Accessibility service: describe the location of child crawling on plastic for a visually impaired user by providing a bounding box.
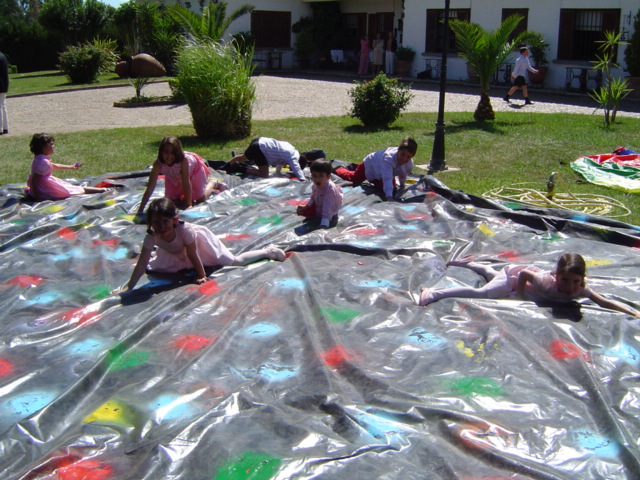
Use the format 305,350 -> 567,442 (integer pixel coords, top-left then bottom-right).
418,252 -> 640,318
120,197 -> 286,291
296,159 -> 343,228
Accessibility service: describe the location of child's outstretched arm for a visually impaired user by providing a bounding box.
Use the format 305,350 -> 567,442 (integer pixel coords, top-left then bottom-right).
185,241 -> 207,284
180,159 -> 193,208
117,246 -> 153,292
137,162 -> 161,214
588,291 -> 640,318
515,269 -> 535,298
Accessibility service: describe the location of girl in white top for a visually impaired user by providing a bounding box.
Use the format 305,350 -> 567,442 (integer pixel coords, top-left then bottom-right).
418,253 -> 640,318
228,137 -> 307,181
121,198 -> 286,291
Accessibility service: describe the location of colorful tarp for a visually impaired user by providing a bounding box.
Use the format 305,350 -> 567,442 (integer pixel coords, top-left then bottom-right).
0,170 -> 639,480
571,152 -> 640,193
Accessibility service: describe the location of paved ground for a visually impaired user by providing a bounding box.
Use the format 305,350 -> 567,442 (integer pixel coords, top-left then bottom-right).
5,72 -> 640,136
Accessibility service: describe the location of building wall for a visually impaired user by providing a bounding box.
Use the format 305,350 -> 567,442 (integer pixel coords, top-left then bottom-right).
402,0 -> 638,89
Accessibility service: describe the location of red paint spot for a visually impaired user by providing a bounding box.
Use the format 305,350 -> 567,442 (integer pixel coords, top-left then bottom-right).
57,459 -> 113,480
194,280 -> 220,296
219,233 -> 251,241
94,181 -> 115,188
62,306 -> 100,326
322,345 -> 353,367
92,238 -> 119,248
285,199 -> 307,206
285,251 -> 296,260
5,275 -> 44,287
24,454 -> 80,480
172,335 -> 215,353
354,228 -> 383,236
496,250 -> 519,262
57,227 -> 77,240
0,358 -> 14,377
550,340 -> 589,360
404,213 -> 432,220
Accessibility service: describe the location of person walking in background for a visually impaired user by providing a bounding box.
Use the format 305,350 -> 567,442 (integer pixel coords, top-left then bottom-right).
384,31 -> 397,75
0,50 -> 9,135
372,33 -> 384,74
503,46 -> 538,105
357,35 -> 370,75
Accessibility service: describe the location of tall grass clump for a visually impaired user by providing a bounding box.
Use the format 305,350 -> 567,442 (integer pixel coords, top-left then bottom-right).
175,41 -> 255,139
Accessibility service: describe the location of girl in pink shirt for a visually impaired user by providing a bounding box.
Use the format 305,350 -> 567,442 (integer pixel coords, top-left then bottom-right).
297,160 -> 343,228
120,198 -> 286,291
137,136 -> 225,213
418,253 -> 640,318
25,133 -> 110,201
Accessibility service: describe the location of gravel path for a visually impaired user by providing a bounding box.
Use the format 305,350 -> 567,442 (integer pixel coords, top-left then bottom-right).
6,74 -> 640,135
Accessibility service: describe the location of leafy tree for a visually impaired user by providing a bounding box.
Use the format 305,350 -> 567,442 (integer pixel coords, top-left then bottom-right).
39,0 -> 114,47
449,15 -> 538,121
165,1 -> 254,43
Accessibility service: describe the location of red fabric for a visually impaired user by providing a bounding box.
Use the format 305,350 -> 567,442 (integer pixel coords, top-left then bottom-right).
587,154 -> 640,168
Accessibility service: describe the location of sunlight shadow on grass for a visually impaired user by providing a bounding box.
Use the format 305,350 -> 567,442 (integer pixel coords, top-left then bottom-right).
439,119 -> 534,135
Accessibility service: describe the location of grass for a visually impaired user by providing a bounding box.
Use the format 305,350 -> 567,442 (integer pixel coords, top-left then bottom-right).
2,110 -> 639,226
8,70 -> 167,96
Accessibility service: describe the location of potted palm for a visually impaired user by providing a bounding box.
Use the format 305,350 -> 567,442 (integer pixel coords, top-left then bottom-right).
395,46 -> 416,76
624,9 -> 640,98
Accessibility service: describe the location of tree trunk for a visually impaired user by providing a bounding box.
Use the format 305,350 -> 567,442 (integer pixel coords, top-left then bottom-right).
473,93 -> 495,121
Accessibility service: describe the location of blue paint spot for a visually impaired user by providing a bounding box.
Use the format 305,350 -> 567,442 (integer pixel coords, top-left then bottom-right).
348,408 -> 410,447
244,322 -> 281,338
571,214 -> 589,223
574,431 -> 619,458
181,210 -> 212,219
274,278 -> 306,290
3,390 -> 57,420
358,279 -> 400,288
265,187 -> 284,196
602,343 -> 639,365
24,291 -> 64,306
342,205 -> 366,215
68,338 -> 108,356
256,364 -> 297,381
352,240 -> 378,248
106,247 -> 129,260
397,224 -> 419,230
408,328 -> 447,349
256,225 -> 275,234
140,279 -> 174,289
150,393 -> 198,422
399,205 -> 417,211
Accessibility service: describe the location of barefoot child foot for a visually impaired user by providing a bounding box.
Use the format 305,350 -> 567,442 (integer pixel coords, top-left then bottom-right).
418,287 -> 433,306
446,256 -> 476,267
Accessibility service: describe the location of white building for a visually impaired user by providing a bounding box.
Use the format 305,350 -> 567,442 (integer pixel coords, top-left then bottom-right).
163,0 -> 638,90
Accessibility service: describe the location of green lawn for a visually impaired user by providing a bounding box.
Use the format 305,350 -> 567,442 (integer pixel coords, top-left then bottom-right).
2,109 -> 639,226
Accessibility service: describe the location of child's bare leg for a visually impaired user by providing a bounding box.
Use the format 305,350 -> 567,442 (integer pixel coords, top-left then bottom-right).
231,245 -> 286,265
447,256 -> 499,282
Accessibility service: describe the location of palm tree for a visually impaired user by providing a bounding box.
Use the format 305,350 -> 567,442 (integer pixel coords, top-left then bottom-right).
165,1 -> 254,43
449,14 -> 537,121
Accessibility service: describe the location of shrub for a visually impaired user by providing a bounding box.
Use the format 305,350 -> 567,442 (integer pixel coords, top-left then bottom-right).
349,73 -> 413,129
58,42 -> 110,84
175,40 -> 255,139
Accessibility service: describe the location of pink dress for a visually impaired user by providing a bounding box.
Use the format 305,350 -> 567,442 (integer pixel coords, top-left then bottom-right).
358,38 -> 370,75
26,154 -> 85,201
144,222 -> 236,272
160,152 -> 210,202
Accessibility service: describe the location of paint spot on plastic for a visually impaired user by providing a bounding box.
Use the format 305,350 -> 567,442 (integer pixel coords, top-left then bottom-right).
181,210 -> 213,219
253,364 -> 297,381
322,345 -> 353,367
41,205 -> 66,214
584,258 -> 613,267
358,279 -> 399,288
602,343 -> 639,365
274,278 -> 306,290
5,275 -> 44,287
172,334 -> 214,353
4,390 -> 57,419
477,224 -> 495,237
109,350 -> 150,371
244,322 -> 282,337
408,328 -> 447,349
219,233 -> 251,241
24,290 -> 64,306
92,238 -> 120,248
84,399 -> 137,427
68,338 -> 107,356
150,393 -> 199,422
236,198 -> 260,207
354,227 -> 383,236
57,459 -> 113,480
265,187 -> 284,196
214,451 -> 282,480
256,215 -> 282,226
550,339 -> 589,360
342,205 -> 366,215
0,358 -> 15,377
574,430 -> 619,458
192,280 -> 221,296
285,199 -> 306,206
450,377 -> 503,397
57,227 -> 77,239
62,305 -> 101,326
320,307 -> 360,324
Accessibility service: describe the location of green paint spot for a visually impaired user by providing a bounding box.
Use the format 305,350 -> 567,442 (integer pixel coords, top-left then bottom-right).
236,198 -> 260,207
320,307 -> 360,324
432,240 -> 455,249
214,451 -> 281,480
256,215 -> 282,226
10,220 -> 27,225
80,284 -> 111,300
503,202 -> 521,209
108,350 -> 150,371
541,233 -> 562,241
449,377 -> 503,397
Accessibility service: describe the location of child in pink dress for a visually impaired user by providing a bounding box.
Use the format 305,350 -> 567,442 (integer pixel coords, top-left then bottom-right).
137,136 -> 224,213
417,253 -> 640,318
121,198 -> 286,291
297,159 -> 343,228
25,133 -> 110,201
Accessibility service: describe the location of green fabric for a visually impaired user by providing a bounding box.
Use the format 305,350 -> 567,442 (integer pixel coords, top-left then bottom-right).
571,157 -> 640,193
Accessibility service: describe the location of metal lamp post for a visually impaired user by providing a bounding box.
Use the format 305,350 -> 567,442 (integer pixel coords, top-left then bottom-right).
428,0 -> 450,173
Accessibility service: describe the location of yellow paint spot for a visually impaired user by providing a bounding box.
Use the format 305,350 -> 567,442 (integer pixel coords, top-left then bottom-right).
456,340 -> 475,358
84,399 -> 136,426
585,258 -> 613,267
121,214 -> 137,223
477,224 -> 495,237
42,205 -> 66,214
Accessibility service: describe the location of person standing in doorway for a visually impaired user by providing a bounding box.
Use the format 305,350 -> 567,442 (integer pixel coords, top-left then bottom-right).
357,35 -> 370,75
384,31 -> 397,75
372,33 -> 384,74
503,46 -> 538,105
0,51 -> 9,135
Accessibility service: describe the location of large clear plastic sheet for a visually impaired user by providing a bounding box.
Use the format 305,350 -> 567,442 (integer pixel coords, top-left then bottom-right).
0,170 -> 639,480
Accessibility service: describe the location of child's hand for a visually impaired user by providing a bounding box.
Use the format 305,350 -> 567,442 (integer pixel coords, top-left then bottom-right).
75,162 -> 83,169
296,205 -> 304,215
112,286 -> 129,295
195,277 -> 208,285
